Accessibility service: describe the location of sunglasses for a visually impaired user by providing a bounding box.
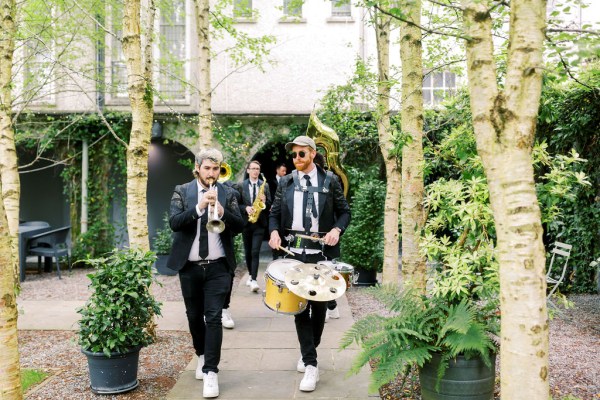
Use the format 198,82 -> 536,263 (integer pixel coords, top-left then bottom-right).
290,151 -> 308,159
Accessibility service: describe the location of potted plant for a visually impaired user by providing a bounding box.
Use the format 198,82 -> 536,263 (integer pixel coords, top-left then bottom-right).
340,179 -> 386,286
77,248 -> 162,394
152,212 -> 176,276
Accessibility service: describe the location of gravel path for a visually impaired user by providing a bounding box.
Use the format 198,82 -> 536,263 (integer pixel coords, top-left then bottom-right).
18,267 -> 600,399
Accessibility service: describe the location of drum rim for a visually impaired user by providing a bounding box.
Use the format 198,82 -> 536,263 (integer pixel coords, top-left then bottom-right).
265,258 -> 302,281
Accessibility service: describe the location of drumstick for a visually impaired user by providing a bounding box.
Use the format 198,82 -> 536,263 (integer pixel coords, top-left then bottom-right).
295,233 -> 326,243
278,246 -> 295,256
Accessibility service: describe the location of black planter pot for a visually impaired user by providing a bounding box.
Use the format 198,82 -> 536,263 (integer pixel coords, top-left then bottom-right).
354,267 -> 378,287
419,353 -> 496,400
82,346 -> 142,394
153,254 -> 177,276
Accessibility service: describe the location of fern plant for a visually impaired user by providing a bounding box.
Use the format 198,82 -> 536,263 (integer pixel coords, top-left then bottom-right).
341,286 -> 496,392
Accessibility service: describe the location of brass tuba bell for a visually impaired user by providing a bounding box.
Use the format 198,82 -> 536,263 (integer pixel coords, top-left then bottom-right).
218,162 -> 232,183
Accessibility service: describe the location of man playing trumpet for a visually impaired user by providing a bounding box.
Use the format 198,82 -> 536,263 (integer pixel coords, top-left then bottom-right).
268,136 -> 351,392
167,148 -> 244,398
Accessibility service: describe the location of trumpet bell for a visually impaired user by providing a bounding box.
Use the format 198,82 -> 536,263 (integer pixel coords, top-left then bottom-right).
207,219 -> 225,234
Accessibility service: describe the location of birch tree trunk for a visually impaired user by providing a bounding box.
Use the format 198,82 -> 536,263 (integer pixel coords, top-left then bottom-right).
399,0 -> 426,291
0,2 -> 21,395
0,0 -> 20,238
0,178 -> 21,399
375,12 -> 401,285
123,0 -> 155,250
461,0 -> 548,397
195,0 -> 213,148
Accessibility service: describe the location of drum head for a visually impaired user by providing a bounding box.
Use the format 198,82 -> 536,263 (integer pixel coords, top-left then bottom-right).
284,263 -> 346,302
265,259 -> 302,282
317,260 -> 355,273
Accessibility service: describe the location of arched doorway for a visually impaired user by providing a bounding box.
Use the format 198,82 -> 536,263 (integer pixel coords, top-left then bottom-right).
147,139 -> 195,243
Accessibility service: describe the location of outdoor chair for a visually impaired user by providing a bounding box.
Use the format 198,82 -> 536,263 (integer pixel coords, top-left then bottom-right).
546,241 -> 572,308
26,225 -> 71,279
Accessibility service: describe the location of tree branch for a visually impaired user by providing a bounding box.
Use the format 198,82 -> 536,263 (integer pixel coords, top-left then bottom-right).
424,0 -> 464,11
546,28 -> 600,36
545,35 -> 595,91
374,4 -> 471,40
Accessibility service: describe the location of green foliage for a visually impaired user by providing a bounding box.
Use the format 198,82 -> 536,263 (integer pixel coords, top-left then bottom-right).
77,248 -> 162,356
341,286 -> 496,392
340,179 -> 386,271
152,213 -> 173,255
21,369 -> 48,393
537,64 -> 600,292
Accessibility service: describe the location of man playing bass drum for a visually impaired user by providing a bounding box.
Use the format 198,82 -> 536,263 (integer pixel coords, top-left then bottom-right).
268,135 -> 351,393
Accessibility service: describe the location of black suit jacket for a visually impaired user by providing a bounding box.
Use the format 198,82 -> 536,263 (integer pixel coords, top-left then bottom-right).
239,178 -> 272,228
269,166 -> 351,259
167,179 -> 244,274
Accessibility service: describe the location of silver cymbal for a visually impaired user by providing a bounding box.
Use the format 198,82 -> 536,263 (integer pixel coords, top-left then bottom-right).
317,260 -> 355,270
284,263 -> 347,301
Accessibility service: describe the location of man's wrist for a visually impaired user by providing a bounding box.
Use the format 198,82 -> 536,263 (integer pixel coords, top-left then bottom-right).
333,227 -> 342,233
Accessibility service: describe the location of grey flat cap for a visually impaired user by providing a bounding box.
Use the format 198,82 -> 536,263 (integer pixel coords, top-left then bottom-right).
285,136 -> 316,152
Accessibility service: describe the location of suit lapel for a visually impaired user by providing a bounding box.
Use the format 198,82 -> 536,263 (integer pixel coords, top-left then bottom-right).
243,179 -> 251,205
187,179 -> 198,210
285,176 -> 295,222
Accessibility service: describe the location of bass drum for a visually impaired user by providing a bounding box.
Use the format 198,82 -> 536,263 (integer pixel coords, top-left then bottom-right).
263,259 -> 307,315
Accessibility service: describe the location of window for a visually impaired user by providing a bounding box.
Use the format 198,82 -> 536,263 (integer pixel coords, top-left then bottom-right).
110,5 -> 127,98
283,0 -> 302,17
234,0 -> 253,18
331,0 -> 351,17
422,71 -> 457,106
23,39 -> 55,104
158,0 -> 187,101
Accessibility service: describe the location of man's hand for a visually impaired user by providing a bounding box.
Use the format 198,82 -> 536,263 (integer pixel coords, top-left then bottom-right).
323,228 -> 341,246
269,231 -> 281,250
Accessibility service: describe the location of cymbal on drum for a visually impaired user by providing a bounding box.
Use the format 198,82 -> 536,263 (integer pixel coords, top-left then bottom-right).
284,263 -> 347,302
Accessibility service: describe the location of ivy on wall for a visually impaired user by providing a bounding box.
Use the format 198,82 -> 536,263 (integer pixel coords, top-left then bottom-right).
16,112 -> 130,262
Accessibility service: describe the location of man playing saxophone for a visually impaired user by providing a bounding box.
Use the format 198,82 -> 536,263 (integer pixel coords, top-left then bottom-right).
239,160 -> 272,292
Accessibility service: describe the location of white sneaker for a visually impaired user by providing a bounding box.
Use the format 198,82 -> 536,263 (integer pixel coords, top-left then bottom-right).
327,307 -> 340,319
245,277 -> 251,286
299,365 -> 319,392
297,357 -> 305,372
203,371 -> 219,398
222,308 -> 235,329
195,355 -> 204,380
250,280 -> 260,293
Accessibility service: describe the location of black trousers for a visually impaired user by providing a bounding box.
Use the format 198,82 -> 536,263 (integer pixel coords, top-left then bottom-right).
289,251 -> 335,367
178,259 -> 230,374
242,224 -> 264,281
223,273 -> 234,310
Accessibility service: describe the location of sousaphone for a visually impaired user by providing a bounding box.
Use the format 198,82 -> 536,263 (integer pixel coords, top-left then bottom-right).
306,111 -> 350,198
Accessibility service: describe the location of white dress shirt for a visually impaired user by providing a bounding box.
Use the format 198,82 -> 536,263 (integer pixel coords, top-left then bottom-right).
188,181 -> 226,261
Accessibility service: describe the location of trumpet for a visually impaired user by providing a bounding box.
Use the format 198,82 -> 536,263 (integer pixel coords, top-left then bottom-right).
206,180 -> 225,233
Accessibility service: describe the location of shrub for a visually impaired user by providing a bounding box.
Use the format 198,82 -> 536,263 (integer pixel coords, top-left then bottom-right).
77,248 -> 162,356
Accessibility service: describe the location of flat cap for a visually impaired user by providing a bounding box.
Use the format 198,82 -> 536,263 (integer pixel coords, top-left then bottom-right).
285,135 -> 316,152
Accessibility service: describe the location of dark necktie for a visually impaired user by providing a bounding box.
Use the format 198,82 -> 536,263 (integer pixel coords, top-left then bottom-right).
302,175 -> 315,232
252,183 -> 257,204
199,190 -> 209,259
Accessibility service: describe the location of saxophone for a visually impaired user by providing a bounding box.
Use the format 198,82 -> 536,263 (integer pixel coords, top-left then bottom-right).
248,174 -> 267,224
